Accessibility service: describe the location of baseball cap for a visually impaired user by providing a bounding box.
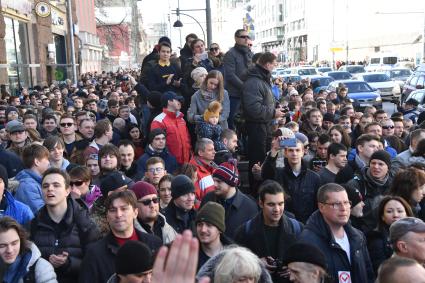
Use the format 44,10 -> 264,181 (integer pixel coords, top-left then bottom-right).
389,217 -> 425,244
6,120 -> 25,133
161,91 -> 184,108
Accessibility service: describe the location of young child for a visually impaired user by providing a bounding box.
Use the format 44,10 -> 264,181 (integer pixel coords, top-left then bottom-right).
197,101 -> 225,151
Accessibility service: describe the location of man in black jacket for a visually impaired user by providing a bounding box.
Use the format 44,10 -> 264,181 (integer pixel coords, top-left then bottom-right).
200,161 -> 258,239
235,180 -> 303,283
79,190 -> 162,283
31,168 -> 101,283
241,52 -> 284,191
299,183 -> 374,283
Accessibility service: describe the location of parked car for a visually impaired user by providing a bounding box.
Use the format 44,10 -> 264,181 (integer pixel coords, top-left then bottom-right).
403,89 -> 425,106
324,71 -> 352,81
338,65 -> 366,74
316,67 -> 333,74
280,74 -> 302,83
385,68 -> 412,90
401,70 -> 425,103
272,68 -> 287,79
310,75 -> 334,87
287,67 -> 318,78
353,72 -> 400,98
326,80 -> 382,110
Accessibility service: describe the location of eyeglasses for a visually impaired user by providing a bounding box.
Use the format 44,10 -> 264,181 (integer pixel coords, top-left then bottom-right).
147,167 -> 164,174
70,180 -> 84,187
210,47 -> 219,52
237,35 -> 250,39
60,123 -> 74,127
321,201 -> 352,209
382,125 -> 395,130
138,197 -> 159,206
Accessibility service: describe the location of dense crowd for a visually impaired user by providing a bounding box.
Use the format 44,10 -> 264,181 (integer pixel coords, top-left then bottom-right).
0,29 -> 424,283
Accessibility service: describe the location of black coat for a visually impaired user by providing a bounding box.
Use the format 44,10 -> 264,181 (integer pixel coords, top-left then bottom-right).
163,201 -> 197,234
0,146 -> 23,178
79,229 -> 162,283
234,212 -> 302,283
299,211 -> 375,283
200,189 -> 258,239
30,198 -> 101,283
366,228 -> 393,273
223,44 -> 253,98
262,157 -> 321,223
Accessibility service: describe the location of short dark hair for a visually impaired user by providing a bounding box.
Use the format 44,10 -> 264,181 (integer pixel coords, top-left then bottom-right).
185,33 -> 198,42
0,217 -> 29,256
374,109 -> 387,118
355,134 -> 380,148
158,42 -> 172,52
118,139 -> 135,151
159,174 -> 174,188
317,183 -> 346,204
234,29 -> 246,37
22,144 -> 49,169
258,52 -> 276,66
259,180 -> 285,202
220,128 -> 236,141
94,119 -> 112,139
69,165 -> 92,182
98,143 -> 120,169
41,114 -> 57,124
318,133 -> 331,145
105,190 -> 137,211
42,167 -> 70,188
327,143 -> 347,159
306,108 -> 322,120
43,135 -> 65,151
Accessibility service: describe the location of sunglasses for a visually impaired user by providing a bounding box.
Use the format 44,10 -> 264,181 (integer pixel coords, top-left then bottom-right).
60,122 -> 74,127
210,47 -> 219,52
237,35 -> 250,39
138,197 -> 159,206
382,125 -> 395,129
70,180 -> 84,187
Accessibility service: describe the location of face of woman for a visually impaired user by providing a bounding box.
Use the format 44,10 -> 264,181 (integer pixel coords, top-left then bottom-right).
412,184 -> 425,203
330,129 -> 342,144
382,200 -> 407,226
129,128 -> 140,140
86,159 -> 100,176
159,180 -> 172,205
207,78 -> 219,92
0,229 -> 21,264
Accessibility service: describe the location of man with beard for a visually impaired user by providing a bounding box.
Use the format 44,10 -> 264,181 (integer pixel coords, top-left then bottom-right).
196,202 -> 233,271
318,143 -> 348,185
131,181 -> 176,244
214,129 -> 239,165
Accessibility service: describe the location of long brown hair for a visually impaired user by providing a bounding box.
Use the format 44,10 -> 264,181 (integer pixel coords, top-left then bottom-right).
201,70 -> 225,103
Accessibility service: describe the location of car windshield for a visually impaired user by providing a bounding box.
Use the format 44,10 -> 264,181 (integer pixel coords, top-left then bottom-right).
347,66 -> 365,73
383,57 -> 398,64
297,68 -> 317,75
389,70 -> 411,78
363,74 -> 390,82
329,72 -> 351,80
345,82 -> 374,93
312,77 -> 333,86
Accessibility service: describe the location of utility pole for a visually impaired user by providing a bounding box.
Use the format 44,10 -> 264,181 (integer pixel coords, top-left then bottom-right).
66,0 -> 77,84
206,0 -> 212,47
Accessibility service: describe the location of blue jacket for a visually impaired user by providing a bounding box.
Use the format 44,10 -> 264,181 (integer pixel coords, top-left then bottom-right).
347,146 -> 397,161
14,169 -> 44,214
299,211 -> 375,283
3,191 -> 34,226
136,145 -> 178,176
0,146 -> 24,178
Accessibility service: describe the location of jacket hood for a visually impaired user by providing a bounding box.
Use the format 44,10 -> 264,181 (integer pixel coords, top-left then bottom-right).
15,169 -> 42,183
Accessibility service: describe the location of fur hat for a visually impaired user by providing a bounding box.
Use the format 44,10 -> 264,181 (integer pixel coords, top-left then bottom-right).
204,101 -> 222,122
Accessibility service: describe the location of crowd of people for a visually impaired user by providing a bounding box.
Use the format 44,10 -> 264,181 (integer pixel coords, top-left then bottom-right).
0,28 -> 424,283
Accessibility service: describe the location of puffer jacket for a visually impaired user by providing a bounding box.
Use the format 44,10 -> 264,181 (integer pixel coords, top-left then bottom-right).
189,156 -> 217,203
241,64 -> 276,123
136,144 -> 178,176
299,211 -> 375,283
3,190 -> 34,226
262,156 -> 321,223
30,198 -> 101,283
223,44 -> 253,98
15,169 -> 43,214
151,109 -> 192,164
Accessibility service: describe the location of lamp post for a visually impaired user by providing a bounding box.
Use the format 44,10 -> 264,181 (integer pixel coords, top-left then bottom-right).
66,0 -> 77,84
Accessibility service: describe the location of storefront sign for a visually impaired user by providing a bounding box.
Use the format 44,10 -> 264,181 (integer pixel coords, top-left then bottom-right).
1,0 -> 32,15
51,9 -> 65,27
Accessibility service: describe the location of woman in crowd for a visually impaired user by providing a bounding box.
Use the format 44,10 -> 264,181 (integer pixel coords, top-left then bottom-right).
158,174 -> 173,211
49,98 -> 63,113
328,124 -> 351,149
128,124 -> 144,160
0,217 -> 57,283
208,43 -> 224,73
85,153 -> 100,184
43,136 -> 71,171
367,196 -> 414,272
187,70 -> 230,129
68,165 -> 102,211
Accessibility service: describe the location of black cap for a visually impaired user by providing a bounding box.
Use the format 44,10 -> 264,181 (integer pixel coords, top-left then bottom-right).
345,186 -> 363,207
158,36 -> 171,45
171,175 -> 195,199
100,171 -> 132,195
323,113 -> 335,123
115,241 -> 153,275
283,243 -> 327,270
370,150 -> 391,168
161,91 -> 184,108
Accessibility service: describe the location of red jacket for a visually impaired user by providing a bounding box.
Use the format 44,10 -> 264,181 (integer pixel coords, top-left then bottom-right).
189,156 -> 217,204
151,109 -> 192,164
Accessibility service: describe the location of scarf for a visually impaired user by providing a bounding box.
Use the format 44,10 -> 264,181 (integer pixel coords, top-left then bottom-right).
201,89 -> 216,101
365,168 -> 389,187
234,44 -> 253,67
4,251 -> 32,283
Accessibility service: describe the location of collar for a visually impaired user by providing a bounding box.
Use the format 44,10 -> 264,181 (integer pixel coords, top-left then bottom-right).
163,108 -> 183,118
158,60 -> 170,67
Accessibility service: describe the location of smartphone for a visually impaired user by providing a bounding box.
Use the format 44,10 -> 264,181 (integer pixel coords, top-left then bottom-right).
279,138 -> 297,148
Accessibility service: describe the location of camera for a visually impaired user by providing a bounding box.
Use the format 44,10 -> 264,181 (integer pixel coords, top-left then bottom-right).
279,138 -> 297,148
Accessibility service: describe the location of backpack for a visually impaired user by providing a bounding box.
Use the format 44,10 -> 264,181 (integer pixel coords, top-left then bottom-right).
23,258 -> 38,283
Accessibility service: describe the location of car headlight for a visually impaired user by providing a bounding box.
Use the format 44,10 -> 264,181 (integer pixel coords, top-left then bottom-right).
375,96 -> 382,102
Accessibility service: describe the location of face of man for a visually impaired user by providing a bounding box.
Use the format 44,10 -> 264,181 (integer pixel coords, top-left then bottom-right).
260,193 -> 284,226
196,221 -> 221,246
118,272 -> 152,283
358,140 -> 379,160
74,98 -> 83,109
264,60 -> 277,73
159,45 -> 171,62
318,191 -> 350,227
173,192 -> 195,211
375,112 -> 388,122
42,173 -> 70,207
145,163 -> 166,186
0,229 -> 20,264
382,120 -> 395,136
59,118 -> 75,136
303,93 -> 314,103
285,143 -> 304,166
369,159 -> 388,180
398,232 -> 425,264
100,154 -> 118,171
198,143 -> 216,162
359,117 -> 373,130
213,178 -> 232,199
23,118 -> 37,130
235,31 -> 250,47
110,104 -> 119,116
288,262 -> 319,283
317,142 -> 330,159
119,108 -> 130,120
43,119 -> 57,132
79,120 -> 95,139
223,134 -> 238,152
339,118 -> 351,130
107,198 -> 138,236
9,130 -> 27,145
151,134 -> 166,150
119,145 -> 135,168
394,121 -> 404,138
331,150 -> 348,169
136,193 -> 159,224
308,111 -> 322,127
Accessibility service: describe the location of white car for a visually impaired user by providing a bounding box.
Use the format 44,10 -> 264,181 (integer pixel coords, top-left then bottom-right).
353,72 -> 401,98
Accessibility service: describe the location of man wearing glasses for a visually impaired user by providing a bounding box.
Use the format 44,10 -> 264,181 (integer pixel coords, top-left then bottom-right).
131,181 -> 176,244
144,157 -> 167,189
223,29 -> 253,129
300,183 -> 374,283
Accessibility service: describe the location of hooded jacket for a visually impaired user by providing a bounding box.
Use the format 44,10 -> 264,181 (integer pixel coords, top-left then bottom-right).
15,169 -> 43,214
136,144 -> 178,176
135,212 -> 177,244
299,211 -> 374,283
3,190 -> 34,226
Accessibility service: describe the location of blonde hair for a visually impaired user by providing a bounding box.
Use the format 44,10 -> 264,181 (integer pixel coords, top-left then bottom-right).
214,247 -> 262,283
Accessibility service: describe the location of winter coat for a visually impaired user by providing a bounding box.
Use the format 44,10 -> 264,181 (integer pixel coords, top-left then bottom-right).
196,121 -> 225,151
30,198 -> 101,283
189,156 -> 217,203
136,212 -> 177,244
3,242 -> 57,283
366,227 -> 392,273
201,189 -> 258,239
151,109 -> 192,164
0,146 -> 24,178
223,44 -> 253,98
3,190 -> 34,226
79,230 -> 162,283
262,156 -> 321,223
299,211 -> 375,283
241,65 -> 276,123
136,144 -> 178,176
390,148 -> 413,174
163,201 -> 197,234
187,89 -> 230,128
15,169 -> 44,214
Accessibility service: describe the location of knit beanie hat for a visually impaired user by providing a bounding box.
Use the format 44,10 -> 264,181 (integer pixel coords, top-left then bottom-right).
0,164 -> 8,189
196,202 -> 225,233
158,36 -> 171,45
148,128 -> 166,144
171,175 -> 195,199
190,67 -> 208,82
203,101 -> 222,122
115,240 -> 153,275
283,243 -> 327,270
370,150 -> 391,168
131,181 -> 158,200
213,161 -> 239,187
5,106 -> 18,118
345,186 -> 363,207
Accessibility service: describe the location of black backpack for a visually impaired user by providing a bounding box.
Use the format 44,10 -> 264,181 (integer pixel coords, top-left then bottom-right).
23,258 -> 38,283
